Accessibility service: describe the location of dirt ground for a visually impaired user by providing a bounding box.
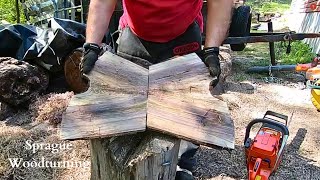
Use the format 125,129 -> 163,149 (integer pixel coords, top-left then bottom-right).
194,53 -> 320,179
0,45 -> 319,180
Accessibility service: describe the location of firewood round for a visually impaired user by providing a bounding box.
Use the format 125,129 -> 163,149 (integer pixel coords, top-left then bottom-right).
64,48 -> 89,94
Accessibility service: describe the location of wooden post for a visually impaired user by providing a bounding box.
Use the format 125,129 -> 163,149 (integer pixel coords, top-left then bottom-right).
90,133 -> 180,180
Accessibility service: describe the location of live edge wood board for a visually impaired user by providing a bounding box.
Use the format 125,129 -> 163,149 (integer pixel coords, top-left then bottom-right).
61,52 -> 234,149
148,53 -> 234,149
61,52 -> 148,140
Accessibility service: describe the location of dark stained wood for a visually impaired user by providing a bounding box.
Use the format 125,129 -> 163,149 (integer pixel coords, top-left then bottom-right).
61,52 -> 148,140
147,53 -> 234,149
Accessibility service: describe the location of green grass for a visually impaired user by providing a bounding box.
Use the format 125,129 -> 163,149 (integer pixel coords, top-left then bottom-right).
236,43 -> 270,63
236,41 -> 315,66
231,43 -> 271,82
232,72 -> 249,82
276,41 -> 316,64
230,41 -> 315,82
246,0 -> 291,14
259,2 -> 290,14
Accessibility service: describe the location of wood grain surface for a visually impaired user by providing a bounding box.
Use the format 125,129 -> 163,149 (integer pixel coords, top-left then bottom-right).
147,53 -> 234,149
61,52 -> 234,149
61,52 -> 148,140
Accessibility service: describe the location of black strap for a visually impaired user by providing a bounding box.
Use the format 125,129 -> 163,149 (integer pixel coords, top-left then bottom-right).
83,43 -> 101,54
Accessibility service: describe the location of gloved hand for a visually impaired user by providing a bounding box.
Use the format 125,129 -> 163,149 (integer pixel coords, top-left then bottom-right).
80,43 -> 101,74
200,47 -> 221,87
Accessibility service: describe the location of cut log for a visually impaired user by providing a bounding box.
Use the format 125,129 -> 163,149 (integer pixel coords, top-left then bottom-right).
90,132 -> 180,180
61,52 -> 149,140
64,48 -> 89,94
0,57 -> 49,106
147,53 -> 234,149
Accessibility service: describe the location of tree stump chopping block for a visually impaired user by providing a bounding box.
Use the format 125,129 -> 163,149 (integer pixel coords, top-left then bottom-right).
90,133 -> 180,180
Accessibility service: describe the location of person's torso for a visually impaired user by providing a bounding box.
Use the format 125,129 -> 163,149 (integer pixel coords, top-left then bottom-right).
119,0 -> 203,43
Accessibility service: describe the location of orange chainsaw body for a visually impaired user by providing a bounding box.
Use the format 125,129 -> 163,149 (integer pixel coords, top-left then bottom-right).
246,127 -> 282,180
244,111 -> 289,180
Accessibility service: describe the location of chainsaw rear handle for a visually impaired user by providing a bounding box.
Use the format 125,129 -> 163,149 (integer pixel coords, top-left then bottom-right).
244,119 -> 289,145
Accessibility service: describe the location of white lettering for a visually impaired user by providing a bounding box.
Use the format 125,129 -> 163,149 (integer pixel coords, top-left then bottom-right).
22,161 -> 30,167
30,161 -> 37,168
25,141 -> 74,154
51,143 -> 59,153
32,143 -> 40,153
38,157 -> 45,168
25,140 -> 32,151
8,158 -> 22,167
66,143 -> 73,150
9,157 -> 91,169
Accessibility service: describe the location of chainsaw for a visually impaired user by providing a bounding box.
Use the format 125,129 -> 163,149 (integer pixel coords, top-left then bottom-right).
244,111 -> 289,180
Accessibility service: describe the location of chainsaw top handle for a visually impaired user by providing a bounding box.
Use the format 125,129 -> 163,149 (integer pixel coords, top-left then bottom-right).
244,119 -> 289,145
263,110 -> 288,126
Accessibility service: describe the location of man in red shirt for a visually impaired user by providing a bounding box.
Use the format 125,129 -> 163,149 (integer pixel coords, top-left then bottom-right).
82,0 -> 233,179
82,0 -> 233,85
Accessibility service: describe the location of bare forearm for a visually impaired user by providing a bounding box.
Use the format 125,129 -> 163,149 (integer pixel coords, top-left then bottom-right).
86,0 -> 117,45
205,0 -> 233,48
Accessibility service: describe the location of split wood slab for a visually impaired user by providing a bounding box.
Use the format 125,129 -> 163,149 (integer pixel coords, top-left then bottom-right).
61,52 -> 234,149
148,53 -> 234,149
61,52 -> 148,140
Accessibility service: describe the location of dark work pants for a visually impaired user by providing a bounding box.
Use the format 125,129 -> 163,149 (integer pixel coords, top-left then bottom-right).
117,22 -> 202,68
116,22 -> 201,172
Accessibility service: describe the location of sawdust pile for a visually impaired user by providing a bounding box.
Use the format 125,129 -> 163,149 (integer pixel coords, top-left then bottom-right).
0,121 -> 90,180
0,91 -> 92,180
31,92 -> 74,125
0,125 -> 52,179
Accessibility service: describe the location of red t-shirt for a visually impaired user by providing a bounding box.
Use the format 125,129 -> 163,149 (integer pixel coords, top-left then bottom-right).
119,0 -> 203,43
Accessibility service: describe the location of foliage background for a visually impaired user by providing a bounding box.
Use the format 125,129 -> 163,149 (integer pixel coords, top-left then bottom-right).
246,0 -> 291,14
0,0 -> 25,23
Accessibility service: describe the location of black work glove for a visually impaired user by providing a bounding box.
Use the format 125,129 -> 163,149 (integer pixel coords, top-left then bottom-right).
80,43 -> 101,74
200,47 -> 221,87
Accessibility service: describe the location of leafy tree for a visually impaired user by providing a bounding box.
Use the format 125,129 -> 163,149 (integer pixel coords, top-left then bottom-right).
0,0 -> 25,23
